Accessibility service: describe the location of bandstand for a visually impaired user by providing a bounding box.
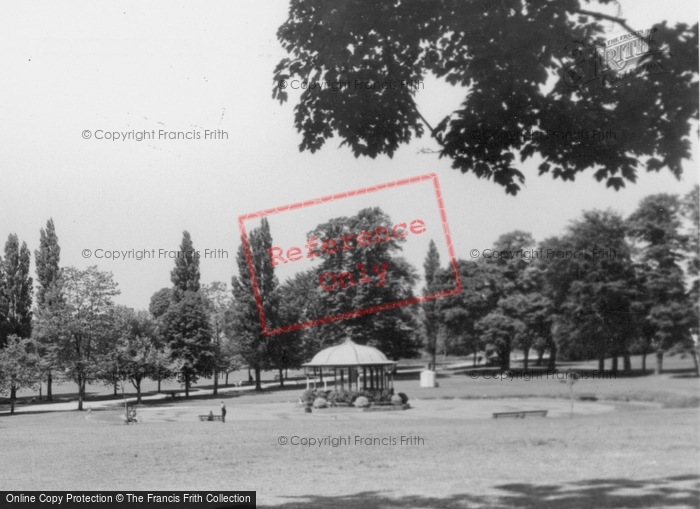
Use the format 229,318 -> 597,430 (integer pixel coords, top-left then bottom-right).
302,338 -> 397,392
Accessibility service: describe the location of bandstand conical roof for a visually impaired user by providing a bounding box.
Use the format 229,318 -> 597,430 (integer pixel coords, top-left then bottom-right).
303,338 -> 397,367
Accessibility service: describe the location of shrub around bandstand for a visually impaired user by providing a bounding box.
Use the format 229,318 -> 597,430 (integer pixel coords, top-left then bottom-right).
300,388 -> 403,409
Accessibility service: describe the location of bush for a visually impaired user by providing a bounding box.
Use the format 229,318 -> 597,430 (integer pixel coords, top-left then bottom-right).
354,396 -> 370,408
398,392 -> 409,404
313,397 -> 328,408
328,390 -> 354,406
299,390 -> 315,407
391,395 -> 403,406
300,389 -> 332,406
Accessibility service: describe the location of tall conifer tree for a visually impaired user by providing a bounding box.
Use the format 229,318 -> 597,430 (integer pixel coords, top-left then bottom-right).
34,219 -> 61,399
1,234 -> 33,344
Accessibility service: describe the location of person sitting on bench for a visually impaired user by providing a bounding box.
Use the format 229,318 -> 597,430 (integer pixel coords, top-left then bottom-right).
208,411 -> 214,421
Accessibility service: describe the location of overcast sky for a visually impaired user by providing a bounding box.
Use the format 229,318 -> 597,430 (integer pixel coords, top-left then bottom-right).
0,1 -> 697,310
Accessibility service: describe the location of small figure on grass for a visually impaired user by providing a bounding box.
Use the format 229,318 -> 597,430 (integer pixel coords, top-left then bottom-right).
124,407 -> 141,424
221,401 -> 227,423
559,371 -> 580,418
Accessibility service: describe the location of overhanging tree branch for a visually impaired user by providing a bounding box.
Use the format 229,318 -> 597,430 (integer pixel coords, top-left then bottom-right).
575,9 -> 637,34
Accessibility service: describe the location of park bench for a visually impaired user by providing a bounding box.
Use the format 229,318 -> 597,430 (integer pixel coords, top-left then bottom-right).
577,393 -> 598,401
493,410 -> 548,419
199,415 -> 223,422
162,390 -> 182,400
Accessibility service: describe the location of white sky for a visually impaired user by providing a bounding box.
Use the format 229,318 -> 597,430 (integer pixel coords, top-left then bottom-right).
0,0 -> 697,310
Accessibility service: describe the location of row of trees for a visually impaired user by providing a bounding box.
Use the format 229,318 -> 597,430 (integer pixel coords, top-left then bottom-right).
1,186 -> 698,412
0,225 -> 240,413
422,187 -> 700,374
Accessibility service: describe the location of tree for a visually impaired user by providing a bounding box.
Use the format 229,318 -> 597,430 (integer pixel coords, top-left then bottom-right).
155,231 -> 214,396
228,219 -> 280,390
160,291 -> 213,397
34,218 -> 61,400
438,259 -> 504,366
40,266 -> 120,410
149,287 -> 173,319
303,207 -> 421,359
111,307 -> 161,403
267,302 -> 305,388
170,231 -> 200,295
543,210 -> 638,373
422,240 -> 442,370
0,335 -> 41,414
1,234 -> 33,344
682,185 -> 699,326
477,310 -> 525,371
201,282 -> 236,394
682,185 -> 700,376
628,193 -> 696,373
499,290 -> 552,370
273,1 -> 697,194
487,231 -> 553,369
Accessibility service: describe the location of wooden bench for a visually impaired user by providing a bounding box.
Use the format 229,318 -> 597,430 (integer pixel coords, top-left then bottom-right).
493,410 -> 548,419
199,415 -> 223,422
162,391 -> 182,400
577,393 -> 598,401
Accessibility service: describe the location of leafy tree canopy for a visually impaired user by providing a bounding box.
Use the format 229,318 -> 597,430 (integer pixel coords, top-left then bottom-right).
274,0 -> 698,194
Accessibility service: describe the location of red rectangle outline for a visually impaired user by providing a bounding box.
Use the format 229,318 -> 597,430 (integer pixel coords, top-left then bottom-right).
238,173 -> 463,336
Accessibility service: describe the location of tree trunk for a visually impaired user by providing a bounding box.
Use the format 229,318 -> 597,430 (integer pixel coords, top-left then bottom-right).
641,353 -> 647,371
213,369 -> 218,396
225,372 -> 229,386
47,372 -> 53,401
623,351 -> 632,373
114,379 -> 118,397
536,349 -> 545,367
254,367 -> 262,391
10,386 -> 16,415
547,342 -> 557,371
690,349 -> 699,377
500,346 -> 510,371
523,348 -> 529,371
248,368 -> 253,383
431,347 -> 437,372
656,351 -> 664,374
611,356 -> 618,374
599,356 -> 605,371
279,368 -> 284,388
157,377 -> 161,393
121,382 -> 128,425
136,379 -> 142,404
78,376 -> 85,411
185,376 -> 190,398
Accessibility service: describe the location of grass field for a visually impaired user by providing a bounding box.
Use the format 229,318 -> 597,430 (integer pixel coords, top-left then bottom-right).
1,354 -> 699,508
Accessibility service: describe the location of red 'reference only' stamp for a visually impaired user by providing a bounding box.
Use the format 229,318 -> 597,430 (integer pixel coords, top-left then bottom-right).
238,173 -> 462,335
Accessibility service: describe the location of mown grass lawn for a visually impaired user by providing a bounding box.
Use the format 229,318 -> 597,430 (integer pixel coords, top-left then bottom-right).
1,354 -> 698,508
